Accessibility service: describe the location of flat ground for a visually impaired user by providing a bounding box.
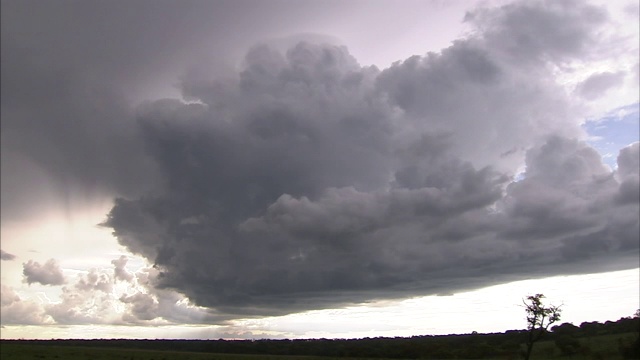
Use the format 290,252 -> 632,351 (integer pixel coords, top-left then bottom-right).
0,344 -> 353,360
1,332 -> 637,360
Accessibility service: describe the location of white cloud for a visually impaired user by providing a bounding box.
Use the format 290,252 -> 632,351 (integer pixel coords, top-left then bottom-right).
0,285 -> 52,325
111,255 -> 134,283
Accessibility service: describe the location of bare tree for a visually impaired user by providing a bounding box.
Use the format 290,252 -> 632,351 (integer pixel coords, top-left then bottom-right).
522,293 -> 562,360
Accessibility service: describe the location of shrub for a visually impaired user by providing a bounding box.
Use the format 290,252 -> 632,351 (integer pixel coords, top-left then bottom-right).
555,335 -> 581,356
618,336 -> 640,359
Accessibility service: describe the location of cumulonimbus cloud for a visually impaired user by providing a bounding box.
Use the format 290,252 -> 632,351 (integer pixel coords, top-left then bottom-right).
98,0 -> 639,320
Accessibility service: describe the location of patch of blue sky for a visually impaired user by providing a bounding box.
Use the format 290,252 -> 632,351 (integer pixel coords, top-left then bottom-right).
583,102 -> 639,169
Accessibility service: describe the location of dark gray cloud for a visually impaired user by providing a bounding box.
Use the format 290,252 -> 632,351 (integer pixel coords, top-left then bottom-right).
1,250 -> 16,261
98,1 -> 639,319
120,293 -> 159,322
500,137 -> 632,254
615,142 -> 640,205
3,0 -> 637,322
617,142 -> 640,179
375,39 -> 578,174
22,259 -> 66,286
1,1 -> 161,220
0,0 -> 360,221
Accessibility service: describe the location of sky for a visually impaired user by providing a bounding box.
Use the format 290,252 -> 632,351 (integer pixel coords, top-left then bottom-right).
1,0 -> 638,340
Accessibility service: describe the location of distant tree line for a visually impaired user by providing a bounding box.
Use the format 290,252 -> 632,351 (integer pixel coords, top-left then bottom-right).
2,314 -> 638,359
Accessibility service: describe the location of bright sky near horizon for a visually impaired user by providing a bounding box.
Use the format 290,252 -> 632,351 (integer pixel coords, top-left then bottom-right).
1,0 -> 639,340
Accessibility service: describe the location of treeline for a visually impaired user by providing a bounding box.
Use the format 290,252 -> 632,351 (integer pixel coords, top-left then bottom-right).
3,316 -> 638,359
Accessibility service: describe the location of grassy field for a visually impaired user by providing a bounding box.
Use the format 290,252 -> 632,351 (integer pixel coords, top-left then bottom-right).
1,332 -> 637,360
525,332 -> 638,360
0,343 -> 378,360
0,343 -> 382,360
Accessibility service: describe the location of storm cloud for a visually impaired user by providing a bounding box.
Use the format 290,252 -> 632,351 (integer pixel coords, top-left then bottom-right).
2,0 -> 638,323
99,1 -> 640,318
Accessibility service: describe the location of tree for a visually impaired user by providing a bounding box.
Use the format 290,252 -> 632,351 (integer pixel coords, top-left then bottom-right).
551,322 -> 579,336
522,293 -> 561,360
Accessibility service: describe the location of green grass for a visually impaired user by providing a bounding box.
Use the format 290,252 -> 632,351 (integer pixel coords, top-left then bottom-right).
1,332 -> 637,360
0,343 -> 385,360
525,332 -> 638,360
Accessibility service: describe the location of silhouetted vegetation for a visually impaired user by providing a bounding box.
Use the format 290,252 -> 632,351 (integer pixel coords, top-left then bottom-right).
1,314 -> 638,359
522,294 -> 561,360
